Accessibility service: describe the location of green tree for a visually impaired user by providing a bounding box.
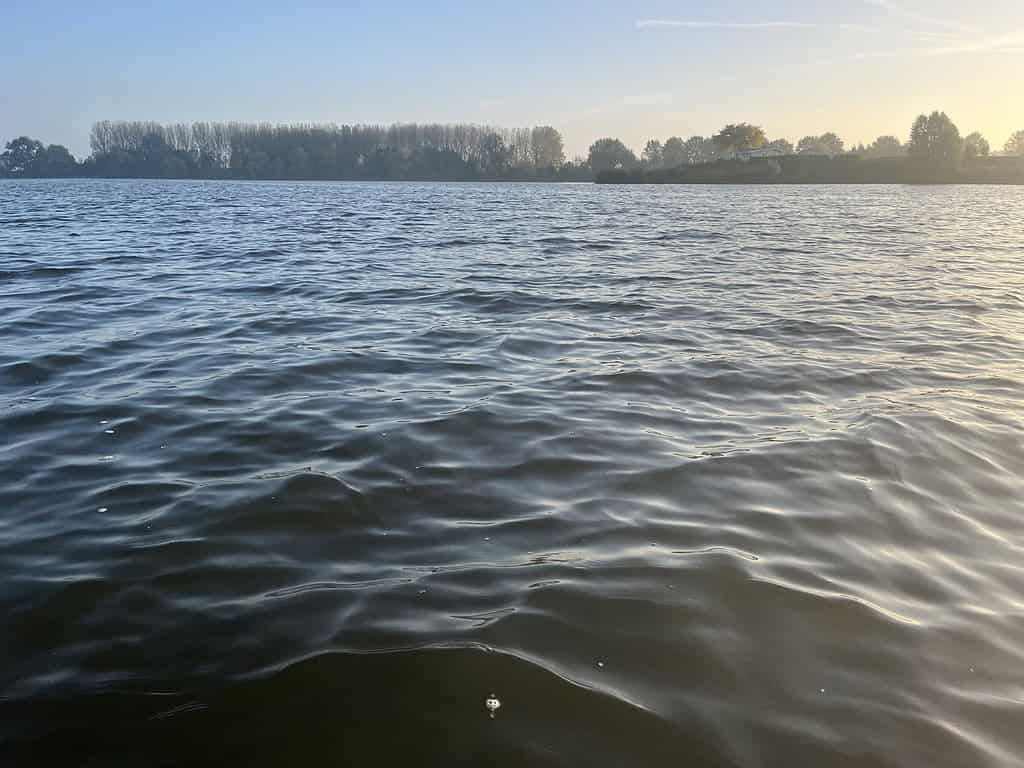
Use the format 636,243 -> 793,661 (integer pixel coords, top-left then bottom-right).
39,145 -> 77,176
587,138 -> 637,172
819,132 -> 844,156
662,136 -> 686,167
908,112 -> 962,169
712,123 -> 766,157
1004,130 -> 1024,156
797,133 -> 844,157
682,135 -> 715,164
479,132 -> 511,174
1,136 -> 45,174
530,126 -> 565,169
864,135 -> 904,158
962,132 -> 990,162
642,139 -> 663,169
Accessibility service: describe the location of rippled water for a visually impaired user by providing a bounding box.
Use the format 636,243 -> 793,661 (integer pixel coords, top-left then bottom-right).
2,179 -> 1023,766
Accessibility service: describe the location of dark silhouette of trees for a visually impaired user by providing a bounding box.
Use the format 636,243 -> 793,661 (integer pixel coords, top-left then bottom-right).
1004,130 -> 1024,156
599,113 -> 1024,184
661,137 -> 686,167
861,135 -> 904,158
0,137 -> 78,176
797,133 -> 844,156
660,135 -> 716,167
38,144 -> 77,176
685,136 -> 718,164
71,121 -> 584,180
3,112 -> 1020,183
478,132 -> 511,174
530,126 -> 565,170
647,135 -> 718,167
711,123 -> 767,157
642,140 -> 663,169
908,112 -> 962,169
587,138 -> 637,172
962,132 -> 990,161
1,137 -> 44,174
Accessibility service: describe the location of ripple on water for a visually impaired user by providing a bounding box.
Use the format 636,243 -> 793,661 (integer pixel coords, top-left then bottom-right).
0,180 -> 1023,767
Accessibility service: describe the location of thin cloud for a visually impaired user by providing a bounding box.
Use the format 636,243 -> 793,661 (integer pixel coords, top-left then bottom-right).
636,19 -> 869,32
636,20 -> 818,30
921,33 -> 1024,55
851,32 -> 1024,59
914,30 -> 963,40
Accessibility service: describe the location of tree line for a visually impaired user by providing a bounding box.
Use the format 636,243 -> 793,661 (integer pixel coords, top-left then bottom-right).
608,116 -> 1024,172
600,113 -> 1024,185
0,122 -> 581,181
3,115 -> 1024,180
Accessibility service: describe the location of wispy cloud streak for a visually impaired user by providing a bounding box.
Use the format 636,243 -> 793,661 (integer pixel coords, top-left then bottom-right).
636,20 -> 817,30
851,33 -> 1024,59
921,33 -> 1024,55
636,19 -> 869,32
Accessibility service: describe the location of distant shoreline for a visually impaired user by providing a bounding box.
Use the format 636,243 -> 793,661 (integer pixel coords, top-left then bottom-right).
598,155 -> 1024,185
4,174 -> 1022,186
6,116 -> 1023,184
0,175 -> 590,184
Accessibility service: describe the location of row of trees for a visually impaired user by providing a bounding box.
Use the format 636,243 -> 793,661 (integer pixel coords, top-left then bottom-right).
0,137 -> 79,177
4,118 -> 1024,179
602,120 -> 1024,172
2,122 -> 575,180
899,113 -> 1018,170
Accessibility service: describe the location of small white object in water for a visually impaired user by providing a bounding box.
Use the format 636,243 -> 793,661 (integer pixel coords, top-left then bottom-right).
597,661 -> 604,668
104,429 -> 116,435
820,688 -> 826,694
98,507 -> 108,513
485,694 -> 501,718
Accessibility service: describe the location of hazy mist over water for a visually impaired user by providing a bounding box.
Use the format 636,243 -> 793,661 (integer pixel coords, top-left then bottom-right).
1,179 -> 1024,766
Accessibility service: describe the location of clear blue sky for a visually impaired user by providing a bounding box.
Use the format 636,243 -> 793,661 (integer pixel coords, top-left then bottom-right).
5,0 -> 1022,158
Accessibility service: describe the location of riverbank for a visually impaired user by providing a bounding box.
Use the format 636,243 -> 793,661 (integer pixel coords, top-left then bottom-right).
597,155 -> 1024,184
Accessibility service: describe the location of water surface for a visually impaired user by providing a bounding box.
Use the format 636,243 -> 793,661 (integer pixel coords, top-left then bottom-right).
2,180 -> 1023,766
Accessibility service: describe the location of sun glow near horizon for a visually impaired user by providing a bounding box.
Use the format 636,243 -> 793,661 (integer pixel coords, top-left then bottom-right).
2,0 -> 1022,160
558,3 -> 1023,159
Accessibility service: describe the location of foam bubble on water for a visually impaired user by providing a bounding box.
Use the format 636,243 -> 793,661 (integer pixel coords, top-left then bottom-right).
485,694 -> 501,718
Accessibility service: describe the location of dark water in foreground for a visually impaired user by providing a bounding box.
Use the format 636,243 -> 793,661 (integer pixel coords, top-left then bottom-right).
1,180 -> 1023,767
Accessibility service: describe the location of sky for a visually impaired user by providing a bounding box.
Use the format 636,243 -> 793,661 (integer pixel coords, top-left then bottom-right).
5,0 -> 1023,159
